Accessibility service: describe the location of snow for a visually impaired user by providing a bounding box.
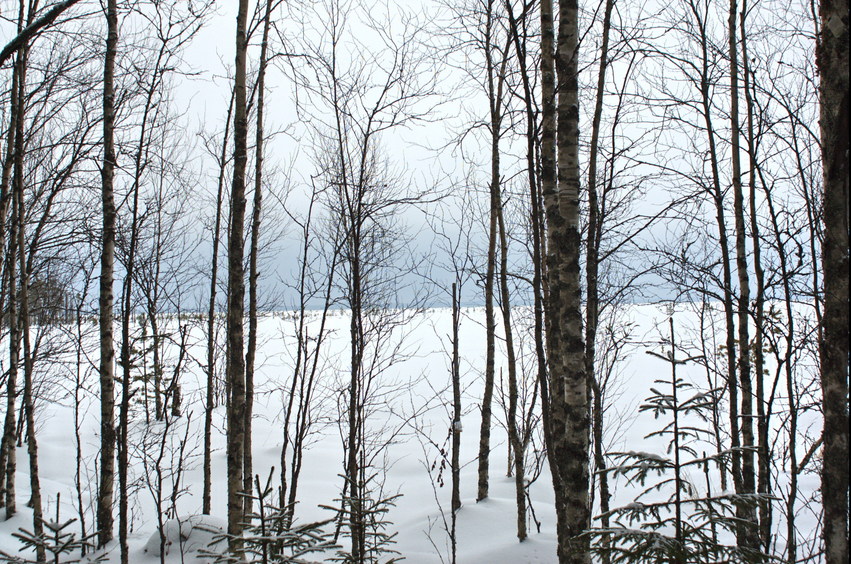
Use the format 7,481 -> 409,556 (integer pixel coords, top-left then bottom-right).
0,304 -> 823,562
142,515 -> 225,558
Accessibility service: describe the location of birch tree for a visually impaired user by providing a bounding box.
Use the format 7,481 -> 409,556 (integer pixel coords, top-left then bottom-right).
543,0 -> 590,560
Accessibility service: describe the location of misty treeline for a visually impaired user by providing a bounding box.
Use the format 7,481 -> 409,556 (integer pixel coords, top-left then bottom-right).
0,0 -> 846,563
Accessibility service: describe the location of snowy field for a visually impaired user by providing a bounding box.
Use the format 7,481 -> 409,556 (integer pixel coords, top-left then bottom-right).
0,304 -> 822,562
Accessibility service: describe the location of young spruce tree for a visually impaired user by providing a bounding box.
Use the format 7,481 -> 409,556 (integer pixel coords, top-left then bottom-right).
589,318 -> 765,564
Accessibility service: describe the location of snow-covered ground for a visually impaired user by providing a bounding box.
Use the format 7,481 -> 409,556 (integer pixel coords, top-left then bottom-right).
0,304 -> 822,562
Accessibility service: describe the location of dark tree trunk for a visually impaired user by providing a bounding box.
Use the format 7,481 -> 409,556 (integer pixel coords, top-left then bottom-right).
97,0 -> 118,548
226,0 -> 249,555
117,33 -> 164,558
741,6 -> 771,551
244,0 -> 273,520
585,1 -> 614,558
475,164 -> 497,502
764,182 -> 799,563
16,114 -> 45,560
203,91 -> 233,516
282,198 -> 338,524
450,282 -> 461,562
0,8 -> 23,515
3,186 -> 18,520
504,2 -> 551,477
539,0 -> 566,543
150,310 -> 162,421
346,237 -> 365,562
496,185 -> 527,541
476,1 -> 501,499
728,0 -> 758,549
690,0 -> 744,529
816,0 -> 849,561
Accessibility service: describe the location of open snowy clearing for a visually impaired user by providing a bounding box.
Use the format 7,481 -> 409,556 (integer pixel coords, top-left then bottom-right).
0,304 -> 822,562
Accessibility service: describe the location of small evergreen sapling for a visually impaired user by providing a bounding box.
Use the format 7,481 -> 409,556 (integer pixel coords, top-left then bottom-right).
322,471 -> 402,564
0,493 -> 102,563
588,317 -> 765,563
200,468 -> 336,563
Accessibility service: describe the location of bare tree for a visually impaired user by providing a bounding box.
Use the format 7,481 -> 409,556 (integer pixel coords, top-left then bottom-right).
225,0 -> 250,554
96,0 -> 118,548
0,0 -> 82,67
494,178 -> 529,541
544,0 -> 591,561
278,177 -> 341,523
284,2 -> 437,558
0,0 -> 26,519
244,0 -> 276,520
477,0 -> 512,505
583,0 -> 614,554
739,2 -> 771,549
12,20 -> 46,557
727,0 -> 758,548
201,89 -> 233,515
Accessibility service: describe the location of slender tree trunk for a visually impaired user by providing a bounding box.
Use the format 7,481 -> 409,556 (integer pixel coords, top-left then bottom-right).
547,0 -> 590,560
279,200 -> 322,519
16,127 -> 44,561
817,1 -> 849,561
117,191 -> 136,564
539,0 -> 567,541
476,1 -> 500,499
504,0 -> 551,481
146,217 -> 164,421
478,3 -> 511,503
691,0 -> 744,521
284,212 -> 337,523
244,0 -> 273,520
170,377 -> 181,418
3,18 -> 31,523
150,311 -> 162,420
728,1 -> 758,550
97,0 -> 118,548
741,6 -> 771,551
0,9 -> 23,515
586,1 -> 613,557
203,92 -> 234,516
226,0 -> 249,554
117,39 -> 160,558
3,179 -> 18,520
74,278 -> 92,556
346,245 -> 365,562
280,229 -> 312,515
497,199 -> 527,541
0,68 -> 16,359
450,282 -> 461,562
763,189 -> 799,563
590,377 -> 609,556
783,308 -> 798,564
669,319 -> 684,564
476,165 -> 497,502
167,326 -> 188,422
